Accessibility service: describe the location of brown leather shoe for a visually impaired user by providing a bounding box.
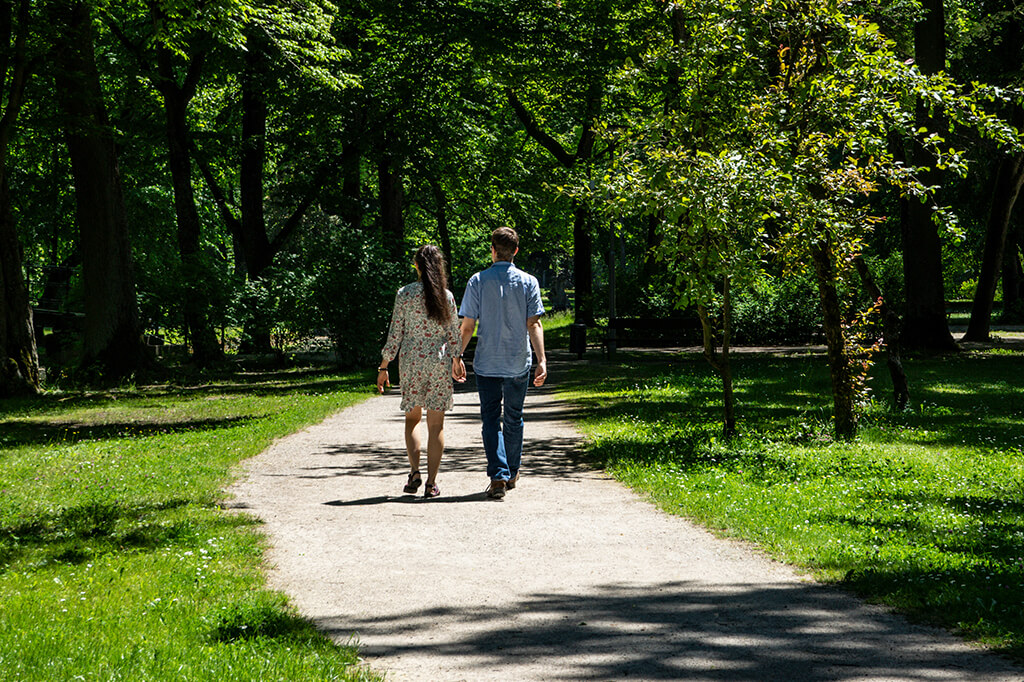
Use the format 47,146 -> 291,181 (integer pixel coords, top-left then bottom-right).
507,474 -> 519,490
486,479 -> 506,499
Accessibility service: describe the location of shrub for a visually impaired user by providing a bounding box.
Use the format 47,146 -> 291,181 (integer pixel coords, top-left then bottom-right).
287,220 -> 406,367
732,273 -> 822,344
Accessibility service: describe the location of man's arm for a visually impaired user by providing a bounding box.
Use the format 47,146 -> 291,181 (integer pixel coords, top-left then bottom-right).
527,315 -> 546,386
454,317 -> 476,382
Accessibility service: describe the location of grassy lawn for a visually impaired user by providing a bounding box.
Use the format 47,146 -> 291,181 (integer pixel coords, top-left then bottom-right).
557,347 -> 1024,659
0,368 -> 381,681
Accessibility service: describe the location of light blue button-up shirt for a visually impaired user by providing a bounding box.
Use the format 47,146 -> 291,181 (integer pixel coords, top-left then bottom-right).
459,261 -> 544,378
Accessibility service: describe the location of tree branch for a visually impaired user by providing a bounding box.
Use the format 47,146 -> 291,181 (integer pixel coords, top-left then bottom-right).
506,87 -> 576,168
190,138 -> 242,240
269,154 -> 346,253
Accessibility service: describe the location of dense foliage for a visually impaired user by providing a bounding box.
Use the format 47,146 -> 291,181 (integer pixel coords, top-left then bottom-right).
0,1 -> 1020,408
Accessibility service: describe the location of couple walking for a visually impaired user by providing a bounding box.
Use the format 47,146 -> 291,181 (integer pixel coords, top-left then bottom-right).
376,227 -> 547,500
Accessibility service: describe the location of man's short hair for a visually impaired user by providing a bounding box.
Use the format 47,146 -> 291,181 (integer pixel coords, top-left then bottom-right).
491,227 -> 519,261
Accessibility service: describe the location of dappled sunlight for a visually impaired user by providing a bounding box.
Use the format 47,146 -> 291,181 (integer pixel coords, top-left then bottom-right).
320,580 -> 1019,680
556,348 -> 1024,656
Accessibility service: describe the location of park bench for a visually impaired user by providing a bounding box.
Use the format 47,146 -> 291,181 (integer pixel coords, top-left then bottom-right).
601,316 -> 703,356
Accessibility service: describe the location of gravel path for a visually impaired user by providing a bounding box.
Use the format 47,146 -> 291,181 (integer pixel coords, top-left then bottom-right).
228,363 -> 1024,681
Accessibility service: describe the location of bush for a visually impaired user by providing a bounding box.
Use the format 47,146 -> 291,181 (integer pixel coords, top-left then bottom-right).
285,220 -> 407,367
732,273 -> 822,344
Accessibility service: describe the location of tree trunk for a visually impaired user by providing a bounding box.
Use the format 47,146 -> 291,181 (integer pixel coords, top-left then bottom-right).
0,178 -> 38,396
238,42 -> 273,353
964,155 -> 1024,340
697,278 -> 735,438
53,1 -> 144,379
902,0 -> 956,351
697,280 -> 735,439
156,46 -> 221,365
427,173 -> 453,282
1002,220 -> 1024,322
811,237 -> 857,439
0,0 -> 39,396
507,86 -> 598,325
640,213 -> 663,284
378,154 -> 405,261
340,145 -> 363,229
240,44 -> 272,280
572,202 -> 595,325
855,257 -> 910,411
964,104 -> 1024,338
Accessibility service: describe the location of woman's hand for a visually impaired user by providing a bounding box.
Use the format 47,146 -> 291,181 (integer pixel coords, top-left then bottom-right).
376,368 -> 390,393
452,357 -> 467,383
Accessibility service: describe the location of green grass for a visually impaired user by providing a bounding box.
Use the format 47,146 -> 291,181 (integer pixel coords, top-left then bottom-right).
0,368 -> 381,681
541,309 -> 576,348
558,349 -> 1024,659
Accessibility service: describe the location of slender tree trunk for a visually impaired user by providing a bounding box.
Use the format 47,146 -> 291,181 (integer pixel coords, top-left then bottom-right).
572,202 -> 595,325
240,44 -> 272,279
426,173 -> 453,282
378,154 -> 405,261
965,156 -> 1024,340
964,105 -> 1024,338
156,47 -> 221,365
855,256 -> 909,411
1002,220 -> 1024,322
53,1 -> 144,379
641,213 -> 663,284
902,0 -> 956,351
811,237 -> 856,439
697,279 -> 735,439
340,145 -> 363,229
0,0 -> 39,396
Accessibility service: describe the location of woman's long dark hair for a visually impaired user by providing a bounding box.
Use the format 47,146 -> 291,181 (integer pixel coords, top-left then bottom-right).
415,244 -> 451,324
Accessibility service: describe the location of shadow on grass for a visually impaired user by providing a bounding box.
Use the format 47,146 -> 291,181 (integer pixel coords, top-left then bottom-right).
0,415 -> 262,448
0,369 -> 368,419
0,497 -> 258,572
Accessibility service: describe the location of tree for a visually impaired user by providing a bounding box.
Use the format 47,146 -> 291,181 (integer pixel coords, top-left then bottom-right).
0,0 -> 39,396
958,5 -> 1024,339
51,1 -> 145,379
192,7 -> 351,352
477,0 -> 661,325
590,1 -> 1018,439
901,0 -> 957,351
965,103 -> 1024,340
106,1 -> 253,364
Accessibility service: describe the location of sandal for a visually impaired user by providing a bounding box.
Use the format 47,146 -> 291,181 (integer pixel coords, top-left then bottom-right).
423,482 -> 440,499
403,470 -> 422,494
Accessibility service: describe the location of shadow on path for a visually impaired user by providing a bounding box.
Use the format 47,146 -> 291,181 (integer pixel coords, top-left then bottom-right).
320,580 -> 1010,681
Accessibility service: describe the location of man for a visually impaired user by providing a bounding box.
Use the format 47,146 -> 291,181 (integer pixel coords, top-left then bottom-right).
454,227 -> 546,500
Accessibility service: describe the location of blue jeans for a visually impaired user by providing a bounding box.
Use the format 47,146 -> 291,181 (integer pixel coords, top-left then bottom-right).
477,371 -> 530,482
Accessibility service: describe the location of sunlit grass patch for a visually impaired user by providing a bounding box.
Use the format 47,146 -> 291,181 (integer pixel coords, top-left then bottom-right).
0,369 -> 380,681
560,351 -> 1024,659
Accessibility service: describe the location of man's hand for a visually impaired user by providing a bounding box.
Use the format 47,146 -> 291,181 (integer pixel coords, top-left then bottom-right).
533,360 -> 547,387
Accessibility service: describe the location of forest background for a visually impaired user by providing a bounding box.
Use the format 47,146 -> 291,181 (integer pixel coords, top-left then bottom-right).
0,0 -> 1022,439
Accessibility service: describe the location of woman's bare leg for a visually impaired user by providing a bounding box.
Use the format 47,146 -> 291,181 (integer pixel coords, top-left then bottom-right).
405,407 -> 422,474
424,408 -> 445,486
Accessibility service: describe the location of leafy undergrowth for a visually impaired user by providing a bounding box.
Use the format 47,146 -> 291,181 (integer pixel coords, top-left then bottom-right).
560,350 -> 1024,660
0,367 -> 380,681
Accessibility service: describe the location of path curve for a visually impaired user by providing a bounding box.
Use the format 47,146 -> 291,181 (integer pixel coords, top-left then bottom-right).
228,365 -> 1023,681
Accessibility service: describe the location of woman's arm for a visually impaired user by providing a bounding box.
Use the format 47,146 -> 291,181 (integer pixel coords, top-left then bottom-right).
378,291 -> 405,392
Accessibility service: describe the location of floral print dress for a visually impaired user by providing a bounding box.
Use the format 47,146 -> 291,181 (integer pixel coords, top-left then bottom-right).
381,281 -> 462,412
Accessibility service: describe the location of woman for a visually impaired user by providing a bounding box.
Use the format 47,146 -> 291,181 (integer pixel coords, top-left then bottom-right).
377,245 -> 462,498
